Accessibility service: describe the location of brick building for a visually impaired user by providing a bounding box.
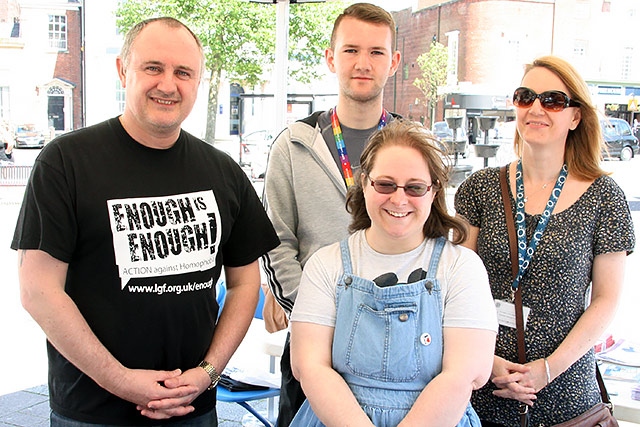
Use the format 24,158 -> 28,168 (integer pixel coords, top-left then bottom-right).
384,0 -> 640,133
0,0 -> 82,136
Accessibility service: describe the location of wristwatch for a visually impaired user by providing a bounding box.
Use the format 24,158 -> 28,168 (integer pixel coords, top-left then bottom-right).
198,360 -> 221,390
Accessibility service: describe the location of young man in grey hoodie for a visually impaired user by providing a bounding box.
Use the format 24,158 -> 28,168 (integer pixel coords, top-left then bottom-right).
261,3 -> 401,425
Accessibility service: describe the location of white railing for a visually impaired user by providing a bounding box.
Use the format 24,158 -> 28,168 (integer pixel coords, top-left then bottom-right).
0,165 -> 32,186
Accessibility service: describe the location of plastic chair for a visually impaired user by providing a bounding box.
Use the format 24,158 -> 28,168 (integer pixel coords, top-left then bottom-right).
216,284 -> 281,427
215,280 -> 226,319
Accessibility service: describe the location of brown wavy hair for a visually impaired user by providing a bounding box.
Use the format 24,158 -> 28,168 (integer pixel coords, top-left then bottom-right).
514,56 -> 607,180
346,120 -> 468,244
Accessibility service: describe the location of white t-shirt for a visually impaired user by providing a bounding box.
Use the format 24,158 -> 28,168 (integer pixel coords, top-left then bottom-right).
291,230 -> 498,333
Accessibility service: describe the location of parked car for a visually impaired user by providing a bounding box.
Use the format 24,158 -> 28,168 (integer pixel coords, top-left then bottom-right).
601,118 -> 639,161
239,129 -> 274,179
14,124 -> 45,148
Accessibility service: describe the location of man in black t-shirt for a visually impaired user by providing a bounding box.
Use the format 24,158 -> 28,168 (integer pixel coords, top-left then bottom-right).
11,17 -> 279,427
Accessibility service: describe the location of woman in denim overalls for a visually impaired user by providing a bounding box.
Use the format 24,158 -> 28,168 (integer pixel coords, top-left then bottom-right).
289,121 -> 498,427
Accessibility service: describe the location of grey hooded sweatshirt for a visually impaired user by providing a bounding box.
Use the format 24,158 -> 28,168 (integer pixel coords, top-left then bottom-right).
262,111 -> 390,315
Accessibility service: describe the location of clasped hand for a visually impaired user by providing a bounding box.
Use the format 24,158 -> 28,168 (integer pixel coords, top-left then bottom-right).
112,367 -> 209,420
491,356 -> 548,406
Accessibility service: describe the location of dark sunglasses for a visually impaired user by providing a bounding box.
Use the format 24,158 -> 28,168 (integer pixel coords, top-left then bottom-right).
513,87 -> 579,112
368,177 -> 433,197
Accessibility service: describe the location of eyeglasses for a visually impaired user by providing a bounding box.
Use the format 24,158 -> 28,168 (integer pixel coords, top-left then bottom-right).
513,87 -> 580,112
368,177 -> 433,197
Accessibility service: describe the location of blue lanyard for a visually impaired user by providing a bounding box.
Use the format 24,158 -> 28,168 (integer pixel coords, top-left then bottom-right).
511,160 -> 568,299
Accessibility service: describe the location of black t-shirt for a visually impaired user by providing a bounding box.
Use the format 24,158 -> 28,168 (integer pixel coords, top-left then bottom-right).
11,117 -> 279,425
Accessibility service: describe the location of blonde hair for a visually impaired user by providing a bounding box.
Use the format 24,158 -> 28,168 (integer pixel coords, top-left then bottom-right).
514,56 -> 607,180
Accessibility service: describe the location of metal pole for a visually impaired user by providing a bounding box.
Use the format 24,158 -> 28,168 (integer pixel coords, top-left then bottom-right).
274,0 -> 289,132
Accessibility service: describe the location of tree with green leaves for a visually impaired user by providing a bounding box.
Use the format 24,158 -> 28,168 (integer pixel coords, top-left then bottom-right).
116,0 -> 344,142
413,41 -> 449,128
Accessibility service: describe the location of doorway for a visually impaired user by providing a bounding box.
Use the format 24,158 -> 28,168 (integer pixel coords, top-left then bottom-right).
48,95 -> 64,131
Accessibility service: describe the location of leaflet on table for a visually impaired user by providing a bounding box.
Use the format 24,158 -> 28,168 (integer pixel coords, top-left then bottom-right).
600,362 -> 640,383
596,339 -> 640,367
222,365 -> 281,389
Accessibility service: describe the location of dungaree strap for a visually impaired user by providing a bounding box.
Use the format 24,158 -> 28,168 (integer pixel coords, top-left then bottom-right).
339,239 -> 354,275
426,237 -> 446,279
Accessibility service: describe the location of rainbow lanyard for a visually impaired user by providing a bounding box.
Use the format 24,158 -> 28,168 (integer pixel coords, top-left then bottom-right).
331,107 -> 388,188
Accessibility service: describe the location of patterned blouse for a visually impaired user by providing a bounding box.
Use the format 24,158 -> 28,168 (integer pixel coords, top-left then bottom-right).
454,166 -> 635,427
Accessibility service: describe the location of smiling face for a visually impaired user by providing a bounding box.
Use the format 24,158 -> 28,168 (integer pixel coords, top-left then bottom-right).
363,144 -> 435,254
117,21 -> 202,148
516,66 -> 581,151
326,16 -> 400,105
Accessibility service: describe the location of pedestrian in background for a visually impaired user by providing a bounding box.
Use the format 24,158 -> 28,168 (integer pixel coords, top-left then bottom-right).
12,17 -> 279,426
455,55 -> 635,426
261,3 -> 401,426
289,120 -> 497,426
0,121 -> 14,164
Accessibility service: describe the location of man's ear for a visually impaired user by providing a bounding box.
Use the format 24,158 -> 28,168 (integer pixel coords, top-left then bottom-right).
389,50 -> 401,77
325,48 -> 336,74
116,57 -> 127,88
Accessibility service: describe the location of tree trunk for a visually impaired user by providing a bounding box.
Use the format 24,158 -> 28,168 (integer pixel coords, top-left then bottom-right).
204,67 -> 223,144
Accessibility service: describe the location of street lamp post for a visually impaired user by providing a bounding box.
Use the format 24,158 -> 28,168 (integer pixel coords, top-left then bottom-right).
274,0 -> 289,133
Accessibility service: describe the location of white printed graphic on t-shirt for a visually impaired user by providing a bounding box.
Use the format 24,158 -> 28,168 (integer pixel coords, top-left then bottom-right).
107,190 -> 221,289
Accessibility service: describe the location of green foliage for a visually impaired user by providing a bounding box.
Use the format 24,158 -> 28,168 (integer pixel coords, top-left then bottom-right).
116,0 -> 274,88
115,0 -> 344,142
116,0 -> 344,88
413,42 -> 449,123
288,1 -> 345,84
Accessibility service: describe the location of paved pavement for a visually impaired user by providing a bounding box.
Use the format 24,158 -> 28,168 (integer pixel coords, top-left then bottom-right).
1,145 -> 639,426
0,384 -> 269,427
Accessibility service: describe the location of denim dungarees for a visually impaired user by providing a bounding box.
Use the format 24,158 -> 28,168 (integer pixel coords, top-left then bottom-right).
291,237 -> 481,427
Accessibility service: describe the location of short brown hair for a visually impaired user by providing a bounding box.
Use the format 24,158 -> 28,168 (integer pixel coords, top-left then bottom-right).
330,3 -> 397,50
119,17 -> 204,75
346,120 -> 468,244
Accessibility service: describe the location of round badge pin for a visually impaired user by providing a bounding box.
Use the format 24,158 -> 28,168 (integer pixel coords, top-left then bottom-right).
420,333 -> 432,346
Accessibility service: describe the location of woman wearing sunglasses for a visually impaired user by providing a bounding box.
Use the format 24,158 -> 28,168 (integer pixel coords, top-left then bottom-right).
455,55 -> 635,426
287,119 -> 498,426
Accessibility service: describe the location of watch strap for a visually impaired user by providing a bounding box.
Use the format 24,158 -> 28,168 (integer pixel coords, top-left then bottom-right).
198,360 -> 221,390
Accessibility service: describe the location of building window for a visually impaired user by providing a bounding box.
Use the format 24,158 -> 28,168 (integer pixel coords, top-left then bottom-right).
0,86 -> 9,120
573,1 -> 590,20
621,47 -> 633,81
507,39 -> 521,66
49,15 -> 67,50
445,30 -> 460,87
573,40 -> 588,58
116,80 -> 125,113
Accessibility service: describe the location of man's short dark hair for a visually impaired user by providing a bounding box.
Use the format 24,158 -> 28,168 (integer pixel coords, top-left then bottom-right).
330,3 -> 397,50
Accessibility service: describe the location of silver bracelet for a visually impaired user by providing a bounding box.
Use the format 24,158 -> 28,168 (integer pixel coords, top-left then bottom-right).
544,358 -> 551,385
